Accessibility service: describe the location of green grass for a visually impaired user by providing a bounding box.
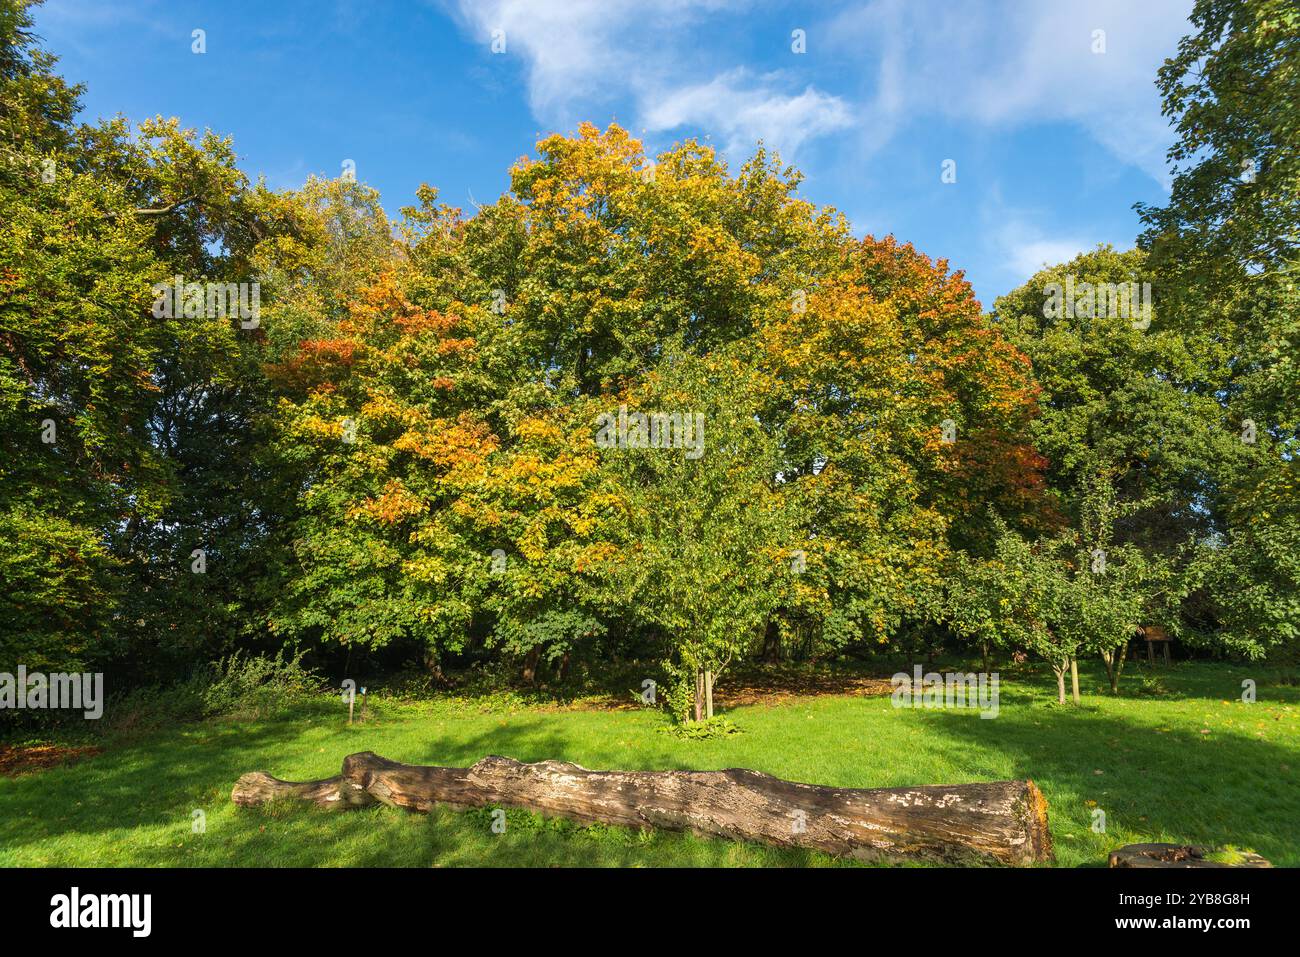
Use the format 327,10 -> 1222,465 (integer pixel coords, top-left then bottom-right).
2,660 -> 1297,867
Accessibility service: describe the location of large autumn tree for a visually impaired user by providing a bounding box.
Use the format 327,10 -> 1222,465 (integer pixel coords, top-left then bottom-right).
261,123 -> 1051,712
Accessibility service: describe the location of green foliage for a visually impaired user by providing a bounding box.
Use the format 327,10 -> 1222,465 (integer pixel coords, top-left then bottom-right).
1138,0 -> 1299,440
658,660 -> 700,724
945,487 -> 1171,698
1188,462 -> 1300,658
93,675 -> 210,736
3,649 -> 328,738
658,715 -> 742,740
994,239 -> 1293,671
0,507 -> 118,672
994,245 -> 1238,545
198,649 -> 326,720
1132,0 -> 1300,660
609,345 -> 796,711
493,610 -> 605,672
2,0 -> 1297,718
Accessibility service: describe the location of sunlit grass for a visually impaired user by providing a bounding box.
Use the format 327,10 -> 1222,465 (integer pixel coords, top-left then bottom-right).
2,660 -> 1296,867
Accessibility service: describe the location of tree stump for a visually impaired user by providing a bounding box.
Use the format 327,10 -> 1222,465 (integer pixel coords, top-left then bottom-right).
233,751 -> 1054,866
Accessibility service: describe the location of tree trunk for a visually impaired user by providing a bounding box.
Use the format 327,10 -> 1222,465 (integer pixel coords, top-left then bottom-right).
422,649 -> 443,685
981,640 -> 990,675
1102,647 -> 1125,693
1055,666 -> 1066,705
704,670 -> 714,719
1070,657 -> 1080,705
522,647 -> 540,685
233,751 -> 1054,866
767,619 -> 783,662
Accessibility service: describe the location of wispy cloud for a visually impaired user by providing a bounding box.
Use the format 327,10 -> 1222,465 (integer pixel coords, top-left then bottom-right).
33,0 -> 172,62
986,199 -> 1126,292
445,0 -> 851,161
1005,237 -> 1097,278
826,0 -> 1193,187
641,69 -> 853,158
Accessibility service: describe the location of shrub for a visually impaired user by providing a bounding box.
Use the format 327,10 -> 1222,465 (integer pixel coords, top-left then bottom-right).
658,716 -> 742,740
97,649 -> 325,734
199,649 -> 325,719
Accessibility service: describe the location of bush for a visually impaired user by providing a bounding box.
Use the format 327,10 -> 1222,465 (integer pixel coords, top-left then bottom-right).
98,649 -> 325,734
199,649 -> 326,719
100,674 -> 209,735
658,716 -> 742,740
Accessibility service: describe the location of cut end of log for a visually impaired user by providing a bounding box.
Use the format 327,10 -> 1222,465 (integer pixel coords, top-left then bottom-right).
1020,779 -> 1054,865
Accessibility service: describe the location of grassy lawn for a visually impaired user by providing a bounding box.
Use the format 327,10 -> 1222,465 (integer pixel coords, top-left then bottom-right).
2,660 -> 1297,868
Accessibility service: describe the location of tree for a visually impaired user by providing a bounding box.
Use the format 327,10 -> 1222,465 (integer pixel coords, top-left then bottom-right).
945,524 -> 1077,704
947,504 -> 1162,704
993,246 -> 1260,670
1,1 -> 161,673
757,237 -> 1050,663
1137,0 -> 1299,442
606,345 -> 795,722
266,271 -> 493,674
1135,0 -> 1299,663
993,246 -> 1236,554
1189,459 -> 1300,658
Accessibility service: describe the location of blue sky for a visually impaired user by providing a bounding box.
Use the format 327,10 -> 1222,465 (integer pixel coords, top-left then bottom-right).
35,0 -> 1195,308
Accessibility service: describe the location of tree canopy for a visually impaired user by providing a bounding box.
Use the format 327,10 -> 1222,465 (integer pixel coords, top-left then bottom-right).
1,0 -> 1296,714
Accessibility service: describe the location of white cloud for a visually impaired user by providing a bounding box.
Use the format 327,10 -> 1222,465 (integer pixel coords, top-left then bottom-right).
642,69 -> 853,158
1007,238 -> 1096,278
446,0 -> 659,117
827,0 -> 1194,187
446,0 -> 851,161
443,0 -> 1192,186
989,204 -> 1128,287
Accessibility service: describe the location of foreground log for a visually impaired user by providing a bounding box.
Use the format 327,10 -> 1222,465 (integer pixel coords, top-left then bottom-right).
234,752 -> 1053,865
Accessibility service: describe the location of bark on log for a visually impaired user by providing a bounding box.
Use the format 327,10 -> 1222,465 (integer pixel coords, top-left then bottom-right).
230,771 -> 376,809
233,752 -> 1053,865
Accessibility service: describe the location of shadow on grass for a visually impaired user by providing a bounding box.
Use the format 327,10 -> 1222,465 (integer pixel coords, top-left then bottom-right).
0,702 -> 826,867
908,678 -> 1299,866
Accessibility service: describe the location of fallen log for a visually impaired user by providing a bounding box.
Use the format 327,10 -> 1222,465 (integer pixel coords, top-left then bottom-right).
1108,843 -> 1271,868
234,752 -> 1053,865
